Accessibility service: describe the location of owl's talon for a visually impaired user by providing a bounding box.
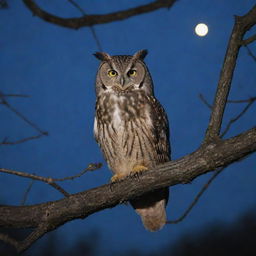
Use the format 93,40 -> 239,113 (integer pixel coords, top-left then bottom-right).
110,173 -> 126,183
132,165 -> 148,174
133,172 -> 140,179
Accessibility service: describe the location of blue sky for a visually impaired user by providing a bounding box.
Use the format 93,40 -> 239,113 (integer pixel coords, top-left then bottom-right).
1,0 -> 256,254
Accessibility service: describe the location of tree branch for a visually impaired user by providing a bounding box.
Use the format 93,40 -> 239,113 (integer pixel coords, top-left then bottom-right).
204,5 -> 256,142
0,163 -> 102,197
22,0 -> 177,29
0,127 -> 255,230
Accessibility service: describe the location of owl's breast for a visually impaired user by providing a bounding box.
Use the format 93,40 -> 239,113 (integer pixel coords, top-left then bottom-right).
113,93 -> 150,125
94,92 -> 165,175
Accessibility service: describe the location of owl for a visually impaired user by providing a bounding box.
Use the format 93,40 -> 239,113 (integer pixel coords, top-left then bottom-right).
93,50 -> 170,231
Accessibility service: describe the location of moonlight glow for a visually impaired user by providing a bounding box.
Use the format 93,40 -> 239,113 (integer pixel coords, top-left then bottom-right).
195,23 -> 208,37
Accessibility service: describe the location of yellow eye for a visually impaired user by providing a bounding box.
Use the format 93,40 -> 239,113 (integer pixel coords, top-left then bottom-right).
128,69 -> 137,77
108,70 -> 118,77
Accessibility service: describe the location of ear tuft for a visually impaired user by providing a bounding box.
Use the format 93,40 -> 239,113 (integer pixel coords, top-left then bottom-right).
133,49 -> 148,61
93,52 -> 111,61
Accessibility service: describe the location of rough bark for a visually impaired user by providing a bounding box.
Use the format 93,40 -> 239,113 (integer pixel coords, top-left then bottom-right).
0,127 -> 255,230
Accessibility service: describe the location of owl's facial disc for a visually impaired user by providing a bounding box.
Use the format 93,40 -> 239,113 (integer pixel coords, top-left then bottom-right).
99,60 -> 146,94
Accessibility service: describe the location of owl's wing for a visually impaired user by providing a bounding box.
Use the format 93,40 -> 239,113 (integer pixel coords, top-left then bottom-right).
148,96 -> 171,163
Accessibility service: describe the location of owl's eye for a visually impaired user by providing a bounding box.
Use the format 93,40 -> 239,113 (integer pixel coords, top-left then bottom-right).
127,69 -> 137,77
108,70 -> 118,77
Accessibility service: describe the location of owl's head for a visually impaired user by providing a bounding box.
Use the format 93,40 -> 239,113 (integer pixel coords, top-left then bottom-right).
94,50 -> 154,96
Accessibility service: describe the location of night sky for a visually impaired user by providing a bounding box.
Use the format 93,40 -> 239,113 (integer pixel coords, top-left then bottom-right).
1,0 -> 256,255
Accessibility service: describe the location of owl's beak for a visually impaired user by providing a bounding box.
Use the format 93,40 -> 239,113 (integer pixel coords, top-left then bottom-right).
115,76 -> 129,91
119,76 -> 125,87
114,75 -> 133,91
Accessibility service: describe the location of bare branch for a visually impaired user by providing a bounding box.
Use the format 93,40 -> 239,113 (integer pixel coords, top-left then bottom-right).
0,226 -> 46,253
66,0 -> 85,14
241,33 -> 256,45
0,134 -> 46,146
17,225 -> 47,253
54,163 -> 102,181
0,163 -> 102,197
221,99 -> 256,138
244,45 -> 256,62
0,163 -> 101,183
0,128 -> 255,251
205,5 -> 256,142
0,168 -> 70,197
0,233 -> 19,249
23,0 -> 177,29
167,167 -> 225,224
66,0 -> 103,51
0,93 -> 30,98
228,96 -> 256,103
13,223 -> 49,253
0,92 -> 48,136
199,94 -> 256,138
199,93 -> 212,109
0,127 -> 255,229
20,180 -> 35,206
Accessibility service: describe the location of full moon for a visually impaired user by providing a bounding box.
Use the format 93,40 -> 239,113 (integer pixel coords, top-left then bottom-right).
195,23 -> 208,37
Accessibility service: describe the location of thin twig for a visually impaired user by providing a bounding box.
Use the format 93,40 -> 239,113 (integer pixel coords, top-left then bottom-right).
49,183 -> 70,197
200,94 -> 255,139
67,0 -> 103,51
0,225 -> 47,253
0,164 -> 101,182
0,163 -> 102,197
1,100 -> 47,135
17,224 -> 49,253
200,94 -> 256,105
241,33 -> 256,45
20,180 -> 35,205
221,99 -> 255,138
0,134 -> 46,146
0,168 -> 70,197
245,45 -> 256,62
228,96 -> 256,103
0,93 -> 30,98
199,93 -> 212,109
167,167 -> 225,224
0,92 -> 48,136
54,163 -> 102,181
89,26 -> 103,51
0,233 -> 19,248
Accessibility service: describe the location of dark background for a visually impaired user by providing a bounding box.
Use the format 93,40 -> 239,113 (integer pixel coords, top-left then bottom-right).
1,0 -> 256,255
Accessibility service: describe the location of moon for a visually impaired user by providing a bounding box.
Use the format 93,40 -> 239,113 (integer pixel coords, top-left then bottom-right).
195,23 -> 208,37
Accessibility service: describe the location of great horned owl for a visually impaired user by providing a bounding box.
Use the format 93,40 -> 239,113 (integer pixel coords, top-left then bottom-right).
93,50 -> 170,231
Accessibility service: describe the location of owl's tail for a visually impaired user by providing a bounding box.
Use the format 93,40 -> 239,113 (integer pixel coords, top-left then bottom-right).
130,188 -> 169,232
